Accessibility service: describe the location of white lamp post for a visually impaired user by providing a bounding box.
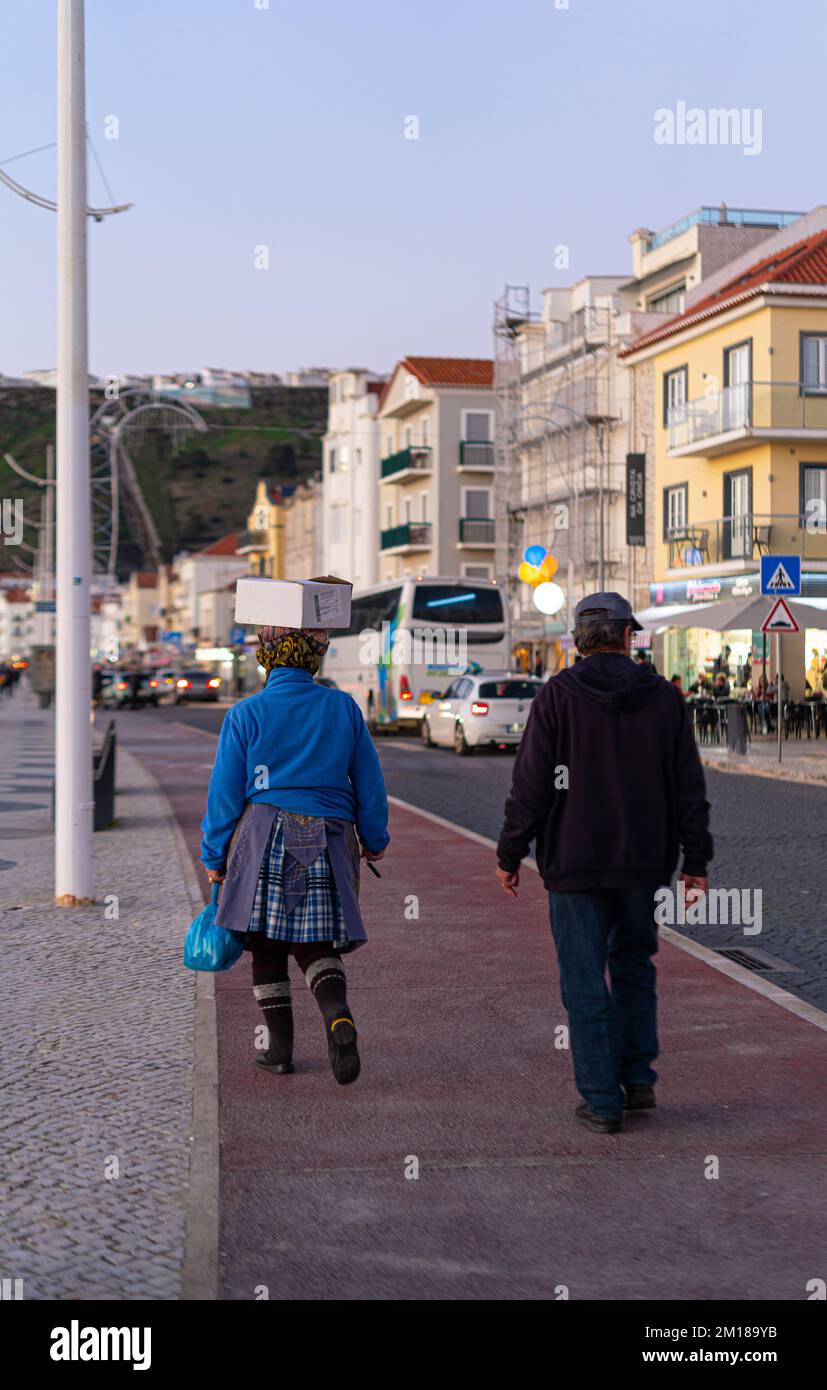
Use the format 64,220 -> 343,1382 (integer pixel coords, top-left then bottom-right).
55,0 -> 93,905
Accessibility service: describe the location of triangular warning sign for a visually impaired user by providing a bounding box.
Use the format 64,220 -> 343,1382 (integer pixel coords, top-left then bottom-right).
761,598 -> 800,634
766,561 -> 796,591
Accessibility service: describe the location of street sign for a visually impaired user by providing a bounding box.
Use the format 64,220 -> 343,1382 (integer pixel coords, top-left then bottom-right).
229,624 -> 247,646
760,554 -> 801,596
34,600 -> 56,612
761,598 -> 800,634
625,453 -> 646,547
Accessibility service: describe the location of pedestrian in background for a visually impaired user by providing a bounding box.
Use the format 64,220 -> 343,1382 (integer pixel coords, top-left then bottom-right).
0,662 -> 12,698
200,608 -> 389,1086
495,592 -> 713,1134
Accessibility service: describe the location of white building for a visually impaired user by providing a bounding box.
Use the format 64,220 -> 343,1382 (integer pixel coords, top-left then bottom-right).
322,369 -> 385,589
0,585 -> 34,657
175,533 -> 248,641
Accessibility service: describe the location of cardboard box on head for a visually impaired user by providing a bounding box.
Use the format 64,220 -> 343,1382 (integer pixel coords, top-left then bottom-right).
234,575 -> 352,630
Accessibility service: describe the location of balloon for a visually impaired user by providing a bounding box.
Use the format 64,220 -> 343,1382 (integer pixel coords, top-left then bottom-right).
524,545 -> 547,568
533,581 -> 566,616
518,561 -> 539,584
538,554 -> 559,582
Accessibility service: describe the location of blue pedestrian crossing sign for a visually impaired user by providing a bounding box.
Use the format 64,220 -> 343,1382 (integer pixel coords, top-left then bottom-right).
760,554 -> 800,596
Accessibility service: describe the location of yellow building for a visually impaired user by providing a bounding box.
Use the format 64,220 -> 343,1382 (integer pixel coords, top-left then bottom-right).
237,479 -> 287,578
623,225 -> 827,696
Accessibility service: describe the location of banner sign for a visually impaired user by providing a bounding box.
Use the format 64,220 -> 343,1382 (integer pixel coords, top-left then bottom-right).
626,454 -> 646,547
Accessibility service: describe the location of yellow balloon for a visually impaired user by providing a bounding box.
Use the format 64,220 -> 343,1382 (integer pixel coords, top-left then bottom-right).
538,554 -> 559,581
518,561 -> 538,584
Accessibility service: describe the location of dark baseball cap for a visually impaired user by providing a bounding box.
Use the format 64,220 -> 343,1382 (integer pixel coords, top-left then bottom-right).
573,591 -> 643,631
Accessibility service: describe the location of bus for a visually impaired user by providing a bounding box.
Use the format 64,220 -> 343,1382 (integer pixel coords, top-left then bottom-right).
322,576 -> 510,731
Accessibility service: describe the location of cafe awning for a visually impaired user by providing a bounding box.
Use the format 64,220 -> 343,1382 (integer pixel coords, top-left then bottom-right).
636,596 -> 827,633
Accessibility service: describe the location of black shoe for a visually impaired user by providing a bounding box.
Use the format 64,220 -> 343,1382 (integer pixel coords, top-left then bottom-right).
328,1018 -> 360,1086
623,1084 -> 656,1111
575,1103 -> 622,1134
255,1052 -> 295,1075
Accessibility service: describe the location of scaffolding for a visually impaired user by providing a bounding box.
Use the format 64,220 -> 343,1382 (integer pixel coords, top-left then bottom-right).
494,286 -> 627,657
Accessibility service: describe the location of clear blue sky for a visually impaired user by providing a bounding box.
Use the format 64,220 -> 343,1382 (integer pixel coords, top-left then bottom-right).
1,0 -> 825,378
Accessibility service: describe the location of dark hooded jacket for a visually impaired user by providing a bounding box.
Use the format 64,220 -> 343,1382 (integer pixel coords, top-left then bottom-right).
496,652 -> 713,892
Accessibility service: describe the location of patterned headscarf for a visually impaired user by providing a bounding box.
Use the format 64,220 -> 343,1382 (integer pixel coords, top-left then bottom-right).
256,625 -> 330,677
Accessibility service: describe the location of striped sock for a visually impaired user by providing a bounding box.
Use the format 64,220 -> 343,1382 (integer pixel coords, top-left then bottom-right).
304,956 -> 352,1032
253,980 -> 294,1062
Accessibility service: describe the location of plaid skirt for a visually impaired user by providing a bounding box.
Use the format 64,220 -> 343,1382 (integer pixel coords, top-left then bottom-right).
246,812 -> 348,948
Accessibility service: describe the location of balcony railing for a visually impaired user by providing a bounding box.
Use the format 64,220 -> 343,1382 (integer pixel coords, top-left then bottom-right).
380,521 -> 432,551
458,518 -> 495,544
380,445 -> 432,479
666,513 -> 827,568
668,381 -> 827,450
458,441 -> 495,468
236,528 -> 269,553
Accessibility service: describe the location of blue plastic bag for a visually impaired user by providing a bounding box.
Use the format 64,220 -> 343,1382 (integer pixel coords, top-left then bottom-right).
183,882 -> 244,972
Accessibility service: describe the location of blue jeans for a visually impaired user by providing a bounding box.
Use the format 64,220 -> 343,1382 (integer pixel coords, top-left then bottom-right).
548,887 -> 659,1119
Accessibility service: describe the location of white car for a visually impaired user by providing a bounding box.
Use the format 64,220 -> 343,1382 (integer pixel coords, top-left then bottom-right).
420,671 -> 542,755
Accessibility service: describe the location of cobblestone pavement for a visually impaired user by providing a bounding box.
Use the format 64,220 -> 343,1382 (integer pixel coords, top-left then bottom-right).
700,733 -> 827,785
0,691 -> 199,1299
372,739 -> 827,1017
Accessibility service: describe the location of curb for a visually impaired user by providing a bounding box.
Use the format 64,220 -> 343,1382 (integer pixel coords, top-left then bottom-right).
127,750 -> 220,1301
387,793 -> 827,1036
700,751 -> 827,787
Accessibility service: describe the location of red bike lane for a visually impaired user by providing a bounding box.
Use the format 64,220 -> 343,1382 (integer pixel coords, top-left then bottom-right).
127,715 -> 827,1301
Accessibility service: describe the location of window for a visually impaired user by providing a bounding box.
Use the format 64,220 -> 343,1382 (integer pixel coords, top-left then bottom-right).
355,448 -> 362,466
328,447 -> 337,474
663,483 -> 688,538
663,366 -> 688,427
801,334 -> 827,394
345,587 -> 403,636
404,496 -> 413,523
478,679 -> 541,700
647,282 -> 685,315
405,426 -> 413,448
421,492 -> 429,522
463,411 -> 492,442
464,488 -> 491,519
801,463 -> 827,527
462,563 -> 492,579
412,584 -> 503,624
385,503 -> 393,528
422,418 -> 430,446
386,434 -> 393,456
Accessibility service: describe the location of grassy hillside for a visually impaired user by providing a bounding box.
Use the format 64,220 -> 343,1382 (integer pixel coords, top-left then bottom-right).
0,384 -> 326,577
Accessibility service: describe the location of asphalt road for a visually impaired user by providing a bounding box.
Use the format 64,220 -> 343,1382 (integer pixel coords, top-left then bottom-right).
123,702 -> 827,1014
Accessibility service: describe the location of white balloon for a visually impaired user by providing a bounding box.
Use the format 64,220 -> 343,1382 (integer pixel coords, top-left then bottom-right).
533,581 -> 566,615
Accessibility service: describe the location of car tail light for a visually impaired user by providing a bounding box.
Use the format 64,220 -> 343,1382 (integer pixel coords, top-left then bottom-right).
399,674 -> 413,701
149,679 -> 159,688
176,678 -> 191,689
207,677 -> 221,688
117,681 -> 127,690
470,701 -> 489,716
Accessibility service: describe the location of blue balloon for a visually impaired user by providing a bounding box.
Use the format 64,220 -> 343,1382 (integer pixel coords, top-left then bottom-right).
524,545 -> 546,567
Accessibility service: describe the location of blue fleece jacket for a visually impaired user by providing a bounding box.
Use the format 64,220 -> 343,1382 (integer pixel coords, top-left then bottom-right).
200,667 -> 390,869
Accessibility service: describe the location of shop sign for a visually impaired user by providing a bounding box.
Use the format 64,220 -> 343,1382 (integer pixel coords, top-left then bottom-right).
687,578 -> 722,602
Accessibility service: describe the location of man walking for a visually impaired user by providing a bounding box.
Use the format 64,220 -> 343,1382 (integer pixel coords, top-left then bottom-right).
496,593 -> 712,1134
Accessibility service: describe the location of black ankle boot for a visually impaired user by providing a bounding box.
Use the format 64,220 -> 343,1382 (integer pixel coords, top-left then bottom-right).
328,1017 -> 360,1086
254,983 -> 294,1074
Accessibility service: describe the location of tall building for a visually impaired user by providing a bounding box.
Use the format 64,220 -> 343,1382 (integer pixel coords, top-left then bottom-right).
622,209 -> 827,697
495,205 -> 805,671
322,369 -> 385,590
376,356 -> 495,582
283,476 -> 323,580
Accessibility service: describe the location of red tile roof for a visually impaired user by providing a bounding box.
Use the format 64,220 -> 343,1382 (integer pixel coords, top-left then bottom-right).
196,532 -> 242,557
378,356 -> 493,411
623,228 -> 827,356
3,587 -> 29,603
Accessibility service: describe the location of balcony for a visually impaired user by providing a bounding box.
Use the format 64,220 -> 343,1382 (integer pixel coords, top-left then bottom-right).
380,521 -> 433,553
236,528 -> 269,554
458,441 -> 495,470
458,518 -> 495,546
668,381 -> 827,457
380,446 -> 433,482
666,514 -> 827,571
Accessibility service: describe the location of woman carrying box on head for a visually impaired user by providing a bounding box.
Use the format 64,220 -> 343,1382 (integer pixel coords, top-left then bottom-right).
199,576 -> 389,1085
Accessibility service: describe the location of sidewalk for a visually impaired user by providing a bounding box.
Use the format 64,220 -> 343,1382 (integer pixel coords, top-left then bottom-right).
0,689 -> 209,1300
700,733 -> 827,784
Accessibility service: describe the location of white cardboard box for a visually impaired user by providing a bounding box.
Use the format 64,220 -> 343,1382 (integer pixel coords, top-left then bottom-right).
234,577 -> 352,629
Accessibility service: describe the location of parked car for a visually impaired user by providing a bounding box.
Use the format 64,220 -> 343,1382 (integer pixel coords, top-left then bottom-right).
173,670 -> 222,704
420,672 -> 543,755
104,671 -> 163,708
154,668 -> 181,700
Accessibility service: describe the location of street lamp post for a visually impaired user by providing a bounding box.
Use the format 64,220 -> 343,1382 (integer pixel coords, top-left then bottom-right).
55,0 -> 94,905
